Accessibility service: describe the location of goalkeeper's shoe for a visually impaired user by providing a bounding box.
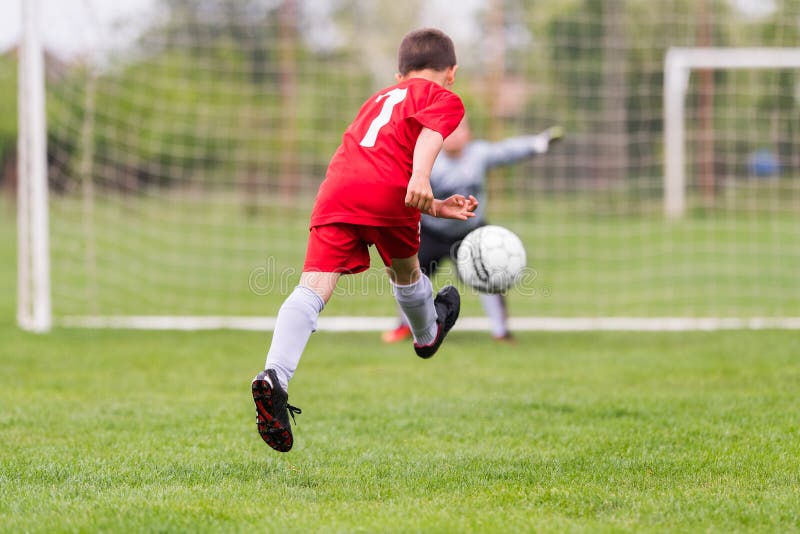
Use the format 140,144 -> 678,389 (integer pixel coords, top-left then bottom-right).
252,369 -> 301,452
381,324 -> 412,344
414,285 -> 461,359
493,332 -> 516,344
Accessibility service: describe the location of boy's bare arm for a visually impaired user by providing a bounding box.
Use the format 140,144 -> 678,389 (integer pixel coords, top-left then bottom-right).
405,127 -> 444,214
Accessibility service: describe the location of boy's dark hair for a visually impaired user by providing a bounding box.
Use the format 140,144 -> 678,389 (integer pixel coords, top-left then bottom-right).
397,28 -> 457,75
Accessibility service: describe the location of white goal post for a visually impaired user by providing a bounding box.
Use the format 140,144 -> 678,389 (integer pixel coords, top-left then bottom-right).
17,0 -> 51,333
663,47 -> 800,218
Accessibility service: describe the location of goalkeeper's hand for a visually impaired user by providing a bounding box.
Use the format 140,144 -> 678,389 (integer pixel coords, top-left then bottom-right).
532,125 -> 564,153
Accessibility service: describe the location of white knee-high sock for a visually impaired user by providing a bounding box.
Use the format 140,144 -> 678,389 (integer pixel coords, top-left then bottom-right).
392,275 -> 438,345
479,292 -> 508,338
395,303 -> 410,328
265,285 -> 325,390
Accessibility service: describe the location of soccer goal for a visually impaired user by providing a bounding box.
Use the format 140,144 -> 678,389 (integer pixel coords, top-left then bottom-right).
15,0 -> 800,332
664,47 -> 800,218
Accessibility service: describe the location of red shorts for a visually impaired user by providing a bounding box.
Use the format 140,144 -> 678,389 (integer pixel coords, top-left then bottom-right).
303,223 -> 420,274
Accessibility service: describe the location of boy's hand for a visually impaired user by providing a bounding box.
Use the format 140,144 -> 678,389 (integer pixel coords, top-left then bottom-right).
429,194 -> 479,220
405,173 -> 435,213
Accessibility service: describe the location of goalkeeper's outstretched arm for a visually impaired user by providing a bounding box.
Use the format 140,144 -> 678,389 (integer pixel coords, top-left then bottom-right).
483,125 -> 564,168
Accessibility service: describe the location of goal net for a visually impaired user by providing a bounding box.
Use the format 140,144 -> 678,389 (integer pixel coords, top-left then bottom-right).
16,0 -> 800,331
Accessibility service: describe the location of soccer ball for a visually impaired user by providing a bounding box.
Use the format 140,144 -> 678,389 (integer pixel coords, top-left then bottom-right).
456,225 -> 527,294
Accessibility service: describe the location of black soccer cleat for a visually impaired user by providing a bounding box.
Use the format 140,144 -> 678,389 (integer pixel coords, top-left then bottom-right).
414,285 -> 461,359
251,369 -> 301,452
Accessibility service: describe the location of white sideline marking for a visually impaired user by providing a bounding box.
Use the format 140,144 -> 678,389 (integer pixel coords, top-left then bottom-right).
58,316 -> 800,331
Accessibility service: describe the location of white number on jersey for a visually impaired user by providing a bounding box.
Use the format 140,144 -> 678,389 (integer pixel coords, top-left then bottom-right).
359,88 -> 408,148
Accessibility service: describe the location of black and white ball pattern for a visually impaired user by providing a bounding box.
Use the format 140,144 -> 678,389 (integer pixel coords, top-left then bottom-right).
456,225 -> 527,294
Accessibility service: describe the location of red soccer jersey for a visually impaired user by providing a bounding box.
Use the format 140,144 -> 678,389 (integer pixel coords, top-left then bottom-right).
310,77 -> 465,228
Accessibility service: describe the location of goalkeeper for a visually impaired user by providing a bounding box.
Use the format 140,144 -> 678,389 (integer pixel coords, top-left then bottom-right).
382,118 -> 562,343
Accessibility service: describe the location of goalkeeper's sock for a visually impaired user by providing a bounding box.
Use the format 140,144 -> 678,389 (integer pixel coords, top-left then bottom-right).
479,292 -> 509,338
392,275 -> 438,346
264,285 -> 325,391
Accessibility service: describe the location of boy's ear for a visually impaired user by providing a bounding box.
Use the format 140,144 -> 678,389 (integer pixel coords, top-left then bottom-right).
446,65 -> 458,86
395,72 -> 403,82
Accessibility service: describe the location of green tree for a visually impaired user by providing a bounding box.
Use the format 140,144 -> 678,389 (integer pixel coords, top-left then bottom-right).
0,54 -> 17,189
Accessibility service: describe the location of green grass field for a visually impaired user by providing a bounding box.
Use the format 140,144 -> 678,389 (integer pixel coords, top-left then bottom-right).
2,325 -> 800,531
3,201 -> 800,531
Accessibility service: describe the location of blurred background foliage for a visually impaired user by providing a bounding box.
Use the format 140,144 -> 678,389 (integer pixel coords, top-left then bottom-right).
1,0 -> 798,200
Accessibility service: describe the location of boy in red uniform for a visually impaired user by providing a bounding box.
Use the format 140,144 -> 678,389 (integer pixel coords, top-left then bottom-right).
252,28 -> 478,452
